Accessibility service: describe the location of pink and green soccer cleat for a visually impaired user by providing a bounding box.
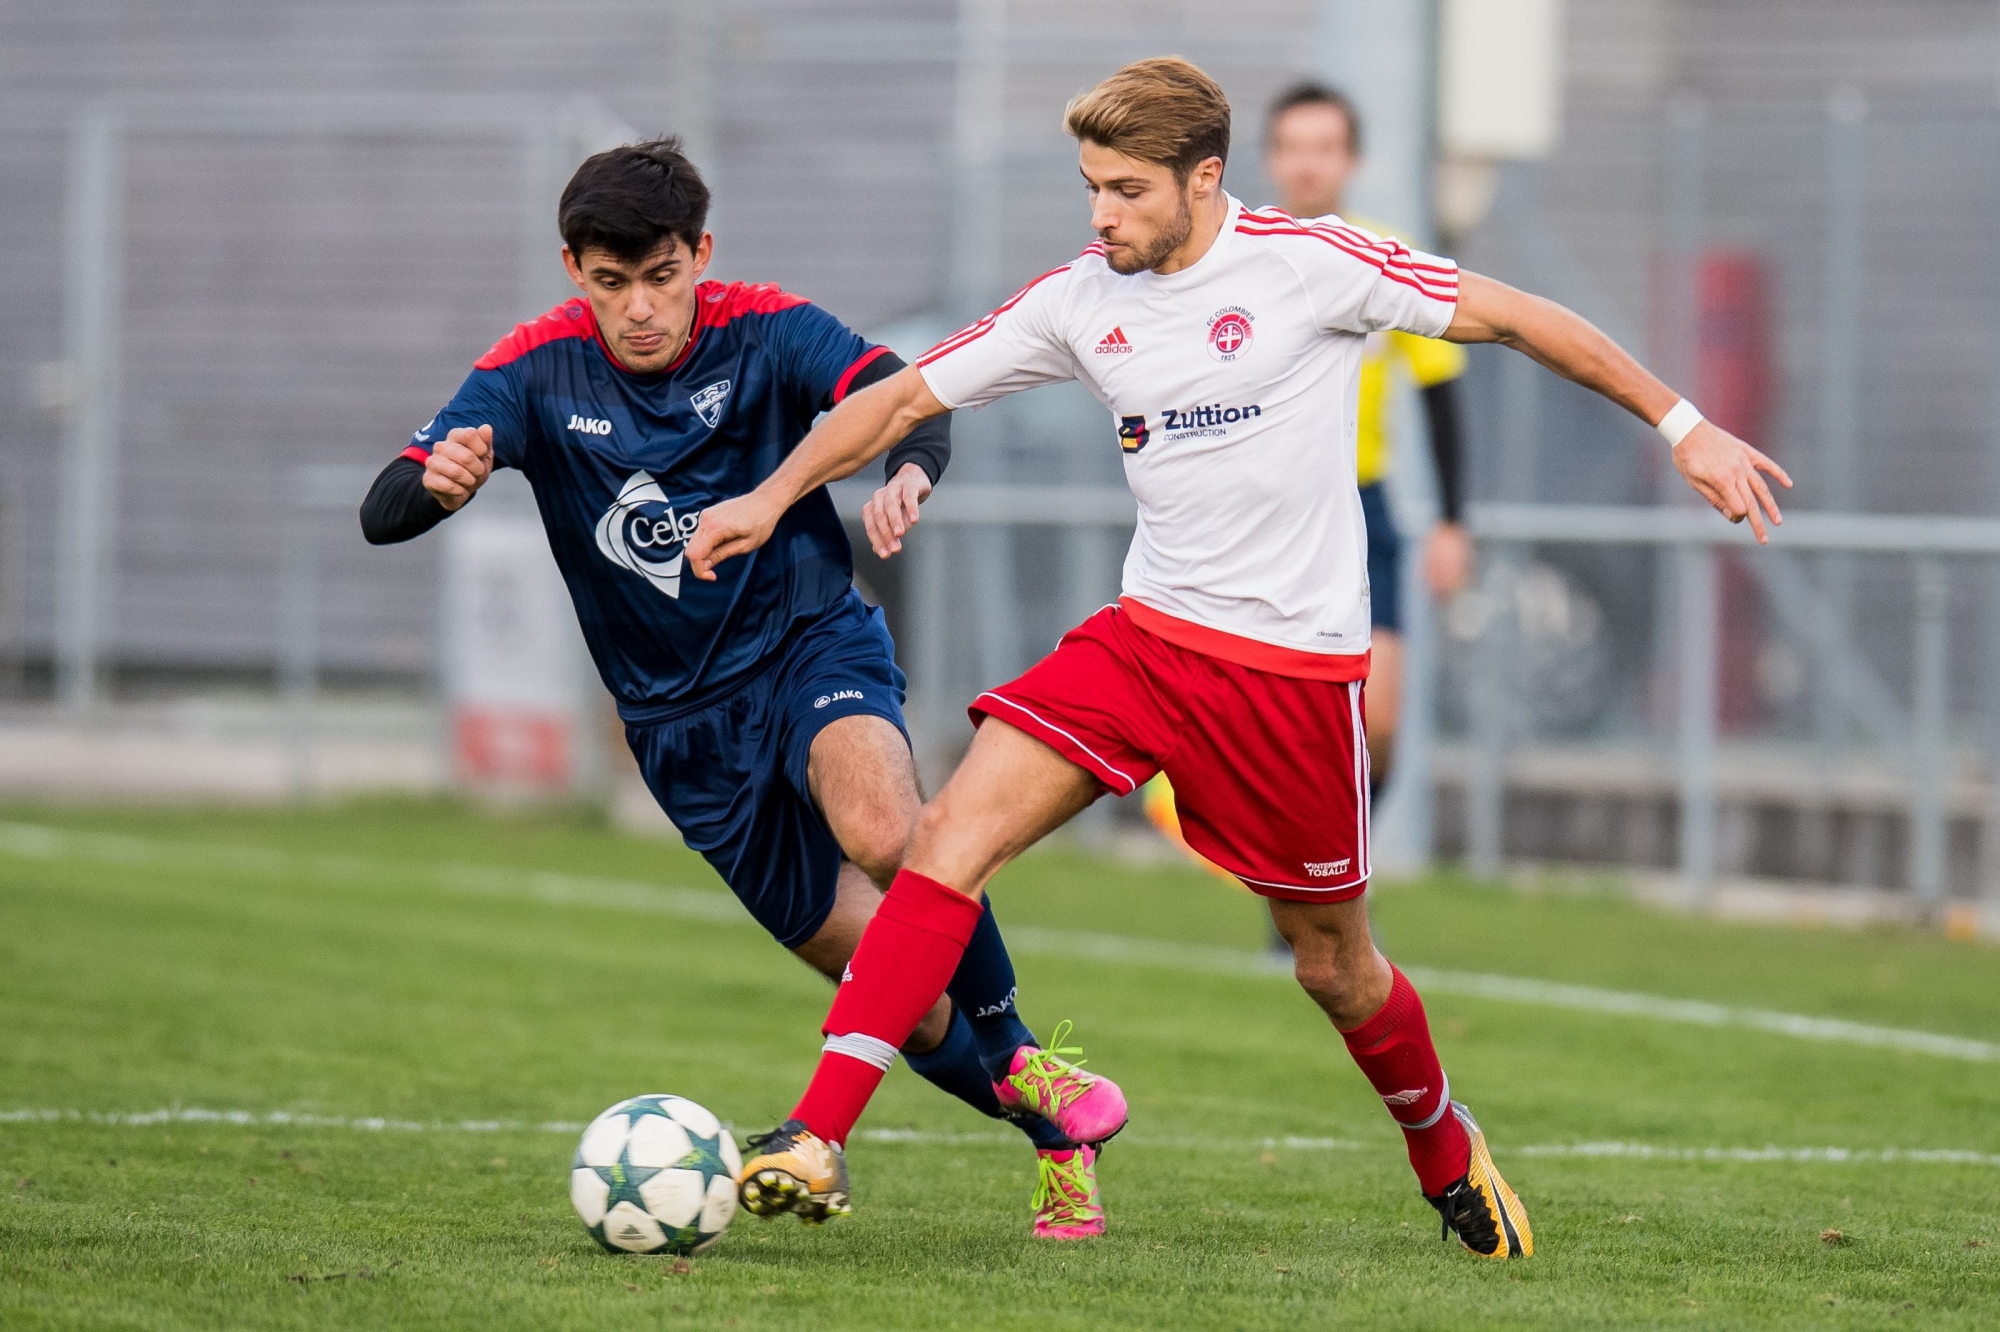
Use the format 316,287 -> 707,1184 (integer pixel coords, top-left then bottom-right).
1031,1143 -> 1104,1239
994,1020 -> 1128,1146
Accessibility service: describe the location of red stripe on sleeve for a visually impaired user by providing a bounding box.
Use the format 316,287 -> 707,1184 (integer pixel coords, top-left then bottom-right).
400,444 -> 431,465
1235,221 -> 1459,302
1236,210 -> 1461,292
831,344 -> 892,403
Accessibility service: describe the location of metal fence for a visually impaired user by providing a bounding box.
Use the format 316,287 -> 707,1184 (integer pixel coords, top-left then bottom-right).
1463,504 -> 2000,913
5,11 -> 2000,924
3,93 -> 639,716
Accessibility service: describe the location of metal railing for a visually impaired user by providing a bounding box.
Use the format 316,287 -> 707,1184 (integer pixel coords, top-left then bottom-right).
1465,502 -> 2000,918
823,482 -> 1997,920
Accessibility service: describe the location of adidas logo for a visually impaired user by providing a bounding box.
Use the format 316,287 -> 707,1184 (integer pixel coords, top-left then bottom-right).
1094,326 -> 1134,355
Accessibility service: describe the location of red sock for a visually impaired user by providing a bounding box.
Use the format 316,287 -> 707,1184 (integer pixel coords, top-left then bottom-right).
1339,965 -> 1471,1195
791,870 -> 985,1146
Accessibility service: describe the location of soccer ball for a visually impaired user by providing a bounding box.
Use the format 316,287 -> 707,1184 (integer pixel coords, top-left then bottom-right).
570,1095 -> 742,1255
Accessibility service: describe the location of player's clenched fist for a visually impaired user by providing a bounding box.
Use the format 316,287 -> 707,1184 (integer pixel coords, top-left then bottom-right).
685,492 -> 783,582
422,424 -> 495,512
862,462 -> 933,558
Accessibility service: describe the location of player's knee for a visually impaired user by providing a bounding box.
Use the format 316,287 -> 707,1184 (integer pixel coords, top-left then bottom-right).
1291,949 -> 1370,1020
1290,951 -> 1340,1002
843,811 -> 911,887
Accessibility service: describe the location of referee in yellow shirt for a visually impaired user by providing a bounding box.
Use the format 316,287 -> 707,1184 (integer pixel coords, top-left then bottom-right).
1145,83 -> 1471,874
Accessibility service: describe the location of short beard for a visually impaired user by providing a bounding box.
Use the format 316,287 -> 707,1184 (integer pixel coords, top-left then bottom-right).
1103,189 -> 1194,275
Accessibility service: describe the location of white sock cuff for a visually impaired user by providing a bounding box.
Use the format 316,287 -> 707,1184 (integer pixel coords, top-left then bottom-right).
822,1032 -> 899,1071
1400,1074 -> 1452,1131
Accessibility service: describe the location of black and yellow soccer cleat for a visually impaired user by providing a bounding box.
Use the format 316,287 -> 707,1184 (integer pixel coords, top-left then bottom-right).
1425,1102 -> 1533,1258
737,1119 -> 851,1225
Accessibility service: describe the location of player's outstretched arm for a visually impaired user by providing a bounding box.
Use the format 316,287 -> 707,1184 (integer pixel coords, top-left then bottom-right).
1445,272 -> 1792,543
686,366 -> 947,580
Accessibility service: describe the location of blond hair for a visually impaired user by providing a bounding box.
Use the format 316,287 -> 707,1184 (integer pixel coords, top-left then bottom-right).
1063,56 -> 1232,179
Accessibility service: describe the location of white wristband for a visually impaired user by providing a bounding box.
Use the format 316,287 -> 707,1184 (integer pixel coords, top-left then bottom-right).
1655,398 -> 1704,448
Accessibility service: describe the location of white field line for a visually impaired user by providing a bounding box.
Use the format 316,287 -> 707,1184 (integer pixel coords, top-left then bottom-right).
0,1107 -> 588,1133
3,820 -> 1996,1065
5,1107 -> 1998,1167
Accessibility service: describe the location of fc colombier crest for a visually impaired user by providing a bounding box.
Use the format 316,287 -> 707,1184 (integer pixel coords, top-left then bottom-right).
1206,306 -> 1254,362
595,471 -> 701,599
691,379 -> 732,428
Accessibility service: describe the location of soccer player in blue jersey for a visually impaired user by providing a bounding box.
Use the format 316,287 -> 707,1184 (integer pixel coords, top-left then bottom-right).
359,139 -> 1126,1238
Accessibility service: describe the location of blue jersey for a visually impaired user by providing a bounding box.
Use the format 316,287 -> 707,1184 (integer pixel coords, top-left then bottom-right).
406,283 -> 888,720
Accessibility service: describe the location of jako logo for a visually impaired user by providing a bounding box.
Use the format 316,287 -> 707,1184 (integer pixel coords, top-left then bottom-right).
973,986 -> 1018,1018
567,414 -> 613,436
594,471 -> 701,599
1304,857 -> 1352,877
1163,404 -> 1261,432
813,690 -> 864,709
1117,415 -> 1150,454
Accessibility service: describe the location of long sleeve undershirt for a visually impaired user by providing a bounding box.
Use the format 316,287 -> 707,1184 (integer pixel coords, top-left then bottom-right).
1420,380 -> 1465,524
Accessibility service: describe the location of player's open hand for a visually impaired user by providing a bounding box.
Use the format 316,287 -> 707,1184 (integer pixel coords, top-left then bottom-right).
422,424 -> 495,512
1672,420 -> 1792,544
686,493 -> 782,581
862,462 -> 933,558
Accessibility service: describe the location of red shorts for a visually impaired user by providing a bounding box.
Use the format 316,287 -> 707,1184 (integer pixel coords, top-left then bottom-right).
969,605 -> 1371,902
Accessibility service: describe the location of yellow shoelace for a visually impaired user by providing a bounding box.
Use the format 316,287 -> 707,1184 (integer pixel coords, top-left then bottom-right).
1015,1019 -> 1092,1112
1032,1150 -> 1100,1222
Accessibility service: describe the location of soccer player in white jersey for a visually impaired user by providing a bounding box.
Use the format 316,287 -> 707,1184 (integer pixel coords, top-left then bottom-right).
689,57 -> 1789,1258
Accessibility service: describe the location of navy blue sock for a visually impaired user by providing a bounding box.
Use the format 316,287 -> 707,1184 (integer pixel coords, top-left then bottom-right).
946,896 -> 1039,1080
941,898 -> 1071,1150
903,1008 -> 1070,1150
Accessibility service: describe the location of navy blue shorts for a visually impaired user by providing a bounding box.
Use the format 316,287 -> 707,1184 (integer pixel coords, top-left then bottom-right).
1358,482 -> 1402,633
624,590 -> 909,949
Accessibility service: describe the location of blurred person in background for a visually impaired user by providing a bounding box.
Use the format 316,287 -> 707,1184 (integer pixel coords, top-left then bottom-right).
1258,82 -> 1472,782
359,138 -> 1124,1239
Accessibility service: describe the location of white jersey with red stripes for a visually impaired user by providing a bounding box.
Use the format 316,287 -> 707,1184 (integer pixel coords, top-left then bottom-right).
916,195 -> 1459,679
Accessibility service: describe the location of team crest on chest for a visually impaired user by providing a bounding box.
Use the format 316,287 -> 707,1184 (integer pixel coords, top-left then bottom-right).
691,379 -> 732,428
1206,306 -> 1255,362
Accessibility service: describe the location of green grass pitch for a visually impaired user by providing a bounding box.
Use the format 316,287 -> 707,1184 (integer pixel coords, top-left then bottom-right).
2,798 -> 1997,1329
